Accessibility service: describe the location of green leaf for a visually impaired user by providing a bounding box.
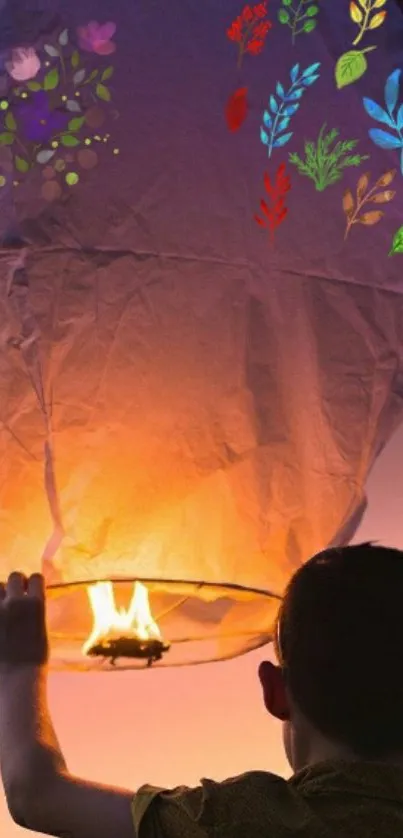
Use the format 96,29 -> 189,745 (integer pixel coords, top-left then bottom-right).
71,50 -> 80,69
43,68 -> 60,90
86,70 -> 98,83
282,0 -> 292,5
335,50 -> 368,90
60,134 -> 80,147
68,116 -> 85,132
0,132 -> 15,146
95,83 -> 111,102
27,81 -> 42,91
59,28 -> 69,46
306,4 -> 319,15
389,225 -> 403,256
5,111 -> 16,131
101,66 -> 114,81
278,8 -> 290,23
303,19 -> 317,32
15,155 -> 29,173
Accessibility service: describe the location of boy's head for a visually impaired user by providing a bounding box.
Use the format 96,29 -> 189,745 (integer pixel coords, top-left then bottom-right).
259,542 -> 403,772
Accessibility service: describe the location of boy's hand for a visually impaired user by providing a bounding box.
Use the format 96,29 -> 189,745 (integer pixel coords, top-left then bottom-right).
0,573 -> 48,667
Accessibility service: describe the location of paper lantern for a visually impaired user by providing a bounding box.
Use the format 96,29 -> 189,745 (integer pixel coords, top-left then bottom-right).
0,0 -> 402,670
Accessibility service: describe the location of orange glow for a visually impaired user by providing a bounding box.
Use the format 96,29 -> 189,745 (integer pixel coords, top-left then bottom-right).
82,581 -> 164,657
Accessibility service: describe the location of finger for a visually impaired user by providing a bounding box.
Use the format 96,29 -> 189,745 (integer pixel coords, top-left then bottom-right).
0,583 -> 6,601
27,573 -> 45,600
6,572 -> 27,598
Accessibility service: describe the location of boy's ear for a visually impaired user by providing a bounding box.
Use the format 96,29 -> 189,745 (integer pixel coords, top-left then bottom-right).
258,661 -> 290,721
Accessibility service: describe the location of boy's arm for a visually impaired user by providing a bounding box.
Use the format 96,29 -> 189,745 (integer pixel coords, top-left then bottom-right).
0,574 -> 136,838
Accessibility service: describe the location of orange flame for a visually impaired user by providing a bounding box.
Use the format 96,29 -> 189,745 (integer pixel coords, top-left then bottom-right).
82,581 -> 163,656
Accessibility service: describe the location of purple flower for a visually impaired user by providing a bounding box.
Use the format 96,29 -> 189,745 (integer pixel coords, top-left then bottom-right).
15,91 -> 70,144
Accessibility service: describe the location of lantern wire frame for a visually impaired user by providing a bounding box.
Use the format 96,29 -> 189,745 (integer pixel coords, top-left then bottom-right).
45,577 -> 282,671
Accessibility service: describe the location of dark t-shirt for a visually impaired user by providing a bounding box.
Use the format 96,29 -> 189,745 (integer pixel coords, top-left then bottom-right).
132,760 -> 403,837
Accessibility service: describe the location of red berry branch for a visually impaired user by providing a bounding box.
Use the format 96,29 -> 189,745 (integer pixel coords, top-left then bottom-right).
227,2 -> 272,68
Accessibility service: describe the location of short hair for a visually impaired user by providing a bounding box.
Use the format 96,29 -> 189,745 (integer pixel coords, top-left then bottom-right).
278,542 -> 403,759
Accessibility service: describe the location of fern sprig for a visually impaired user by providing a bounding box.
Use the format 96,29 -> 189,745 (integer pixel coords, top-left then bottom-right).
289,123 -> 369,191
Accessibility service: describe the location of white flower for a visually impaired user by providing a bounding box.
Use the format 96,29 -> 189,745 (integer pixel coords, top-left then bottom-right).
6,47 -> 41,82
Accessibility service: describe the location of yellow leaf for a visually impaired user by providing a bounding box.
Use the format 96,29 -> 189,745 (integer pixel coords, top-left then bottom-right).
356,172 -> 370,200
369,10 -> 387,28
357,210 -> 384,226
372,0 -> 387,7
375,169 -> 396,188
343,188 -> 355,218
370,189 -> 396,204
350,1 -> 363,22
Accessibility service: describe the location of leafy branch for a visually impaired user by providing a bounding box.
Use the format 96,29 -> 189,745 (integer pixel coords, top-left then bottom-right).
289,123 -> 369,191
350,0 -> 387,46
342,168 -> 396,240
278,0 -> 320,44
254,163 -> 291,243
260,61 -> 320,158
363,68 -> 403,174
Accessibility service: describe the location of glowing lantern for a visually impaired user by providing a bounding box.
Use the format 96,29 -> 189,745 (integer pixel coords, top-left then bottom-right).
0,1 -> 403,670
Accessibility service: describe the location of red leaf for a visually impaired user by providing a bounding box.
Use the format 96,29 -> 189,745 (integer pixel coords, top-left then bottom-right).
225,86 -> 248,132
260,198 -> 271,217
263,171 -> 272,195
254,214 -> 266,226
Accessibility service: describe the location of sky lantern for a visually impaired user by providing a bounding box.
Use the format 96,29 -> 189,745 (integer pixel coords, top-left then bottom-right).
0,0 -> 402,671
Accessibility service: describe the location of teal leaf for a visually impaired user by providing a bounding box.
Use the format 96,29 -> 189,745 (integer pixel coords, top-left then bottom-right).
302,62 -> 320,78
397,104 -> 403,132
101,66 -> 114,81
260,127 -> 270,145
15,155 -> 29,172
95,83 -> 111,102
36,149 -> 56,163
269,94 -> 278,113
262,111 -> 272,128
59,28 -> 69,46
0,132 -> 15,145
68,116 -> 85,131
273,131 -> 293,148
363,96 -> 395,129
290,63 -> 300,83
44,44 -> 59,57
61,134 -> 80,147
384,69 -> 401,116
276,81 -> 285,98
43,68 -> 59,90
368,128 -> 402,149
277,117 -> 290,132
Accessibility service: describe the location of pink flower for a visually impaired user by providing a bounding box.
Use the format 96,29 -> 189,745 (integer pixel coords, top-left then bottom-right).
77,21 -> 116,55
6,47 -> 41,82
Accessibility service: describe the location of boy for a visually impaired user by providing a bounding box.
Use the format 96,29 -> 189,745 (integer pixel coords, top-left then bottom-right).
1,542 -> 403,837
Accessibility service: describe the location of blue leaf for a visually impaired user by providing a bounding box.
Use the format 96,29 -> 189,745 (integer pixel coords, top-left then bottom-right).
300,74 -> 320,87
285,89 -> 304,101
290,63 -> 300,83
262,110 -> 272,129
368,127 -> 402,150
270,94 -> 278,113
260,127 -> 270,146
283,103 -> 300,116
363,96 -> 396,129
276,81 -> 285,99
397,103 -> 403,132
301,62 -> 321,78
277,117 -> 290,132
273,131 -> 293,148
384,69 -> 401,116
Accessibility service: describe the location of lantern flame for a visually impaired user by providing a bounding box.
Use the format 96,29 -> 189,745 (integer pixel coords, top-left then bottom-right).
82,580 -> 163,657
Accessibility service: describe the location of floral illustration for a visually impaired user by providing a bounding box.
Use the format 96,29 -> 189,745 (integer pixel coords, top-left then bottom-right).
350,0 -> 387,46
342,168 -> 396,240
389,226 -> 403,255
227,2 -> 272,69
6,47 -> 41,82
277,0 -> 320,44
225,86 -> 248,132
0,21 -> 119,202
77,21 -> 117,55
254,162 -> 291,242
260,62 -> 320,158
363,69 -> 403,174
289,124 -> 369,191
